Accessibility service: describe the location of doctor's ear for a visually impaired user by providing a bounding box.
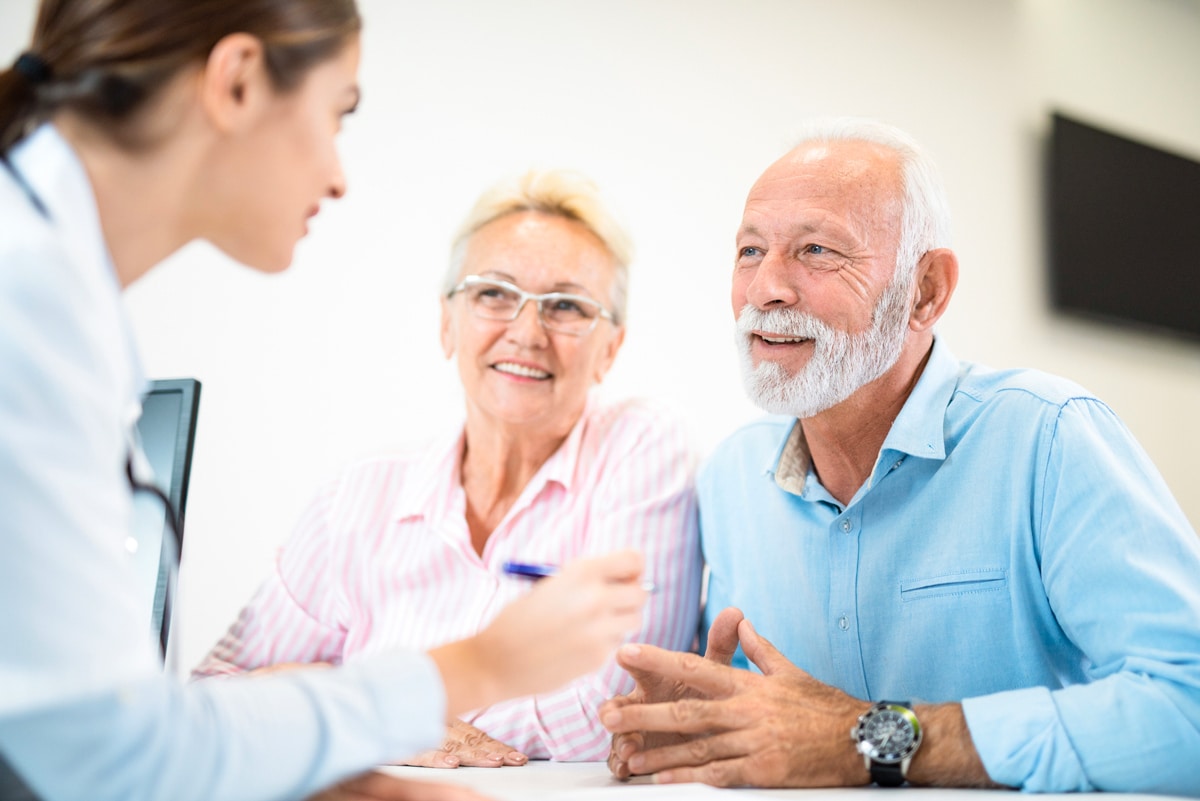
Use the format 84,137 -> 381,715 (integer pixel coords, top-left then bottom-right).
201,33 -> 270,133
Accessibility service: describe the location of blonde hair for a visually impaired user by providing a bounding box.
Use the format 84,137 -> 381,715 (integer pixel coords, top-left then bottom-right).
444,169 -> 633,325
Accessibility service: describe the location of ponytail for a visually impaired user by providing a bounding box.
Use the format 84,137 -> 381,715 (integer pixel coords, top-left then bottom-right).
1,0 -> 360,155
0,53 -> 51,154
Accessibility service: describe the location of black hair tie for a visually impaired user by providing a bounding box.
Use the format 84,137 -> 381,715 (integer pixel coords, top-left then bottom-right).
13,52 -> 52,84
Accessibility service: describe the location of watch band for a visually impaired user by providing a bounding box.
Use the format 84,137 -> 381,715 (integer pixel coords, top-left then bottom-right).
870,760 -> 907,788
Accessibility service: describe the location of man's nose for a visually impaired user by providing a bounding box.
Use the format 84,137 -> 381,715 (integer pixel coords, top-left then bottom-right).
745,250 -> 801,308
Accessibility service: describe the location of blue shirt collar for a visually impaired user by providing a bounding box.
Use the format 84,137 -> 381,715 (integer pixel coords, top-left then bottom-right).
766,337 -> 959,498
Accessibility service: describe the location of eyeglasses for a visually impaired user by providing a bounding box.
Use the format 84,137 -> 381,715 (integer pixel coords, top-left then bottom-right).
447,275 -> 615,336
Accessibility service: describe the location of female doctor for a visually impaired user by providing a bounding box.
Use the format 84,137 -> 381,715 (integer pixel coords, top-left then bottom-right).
0,2 -> 649,801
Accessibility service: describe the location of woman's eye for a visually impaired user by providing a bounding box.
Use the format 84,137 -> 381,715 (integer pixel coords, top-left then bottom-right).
554,299 -> 586,314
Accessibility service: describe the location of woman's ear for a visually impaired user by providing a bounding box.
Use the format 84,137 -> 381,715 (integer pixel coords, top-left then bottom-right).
200,33 -> 269,133
591,325 -> 626,384
440,297 -> 456,359
909,248 -> 958,332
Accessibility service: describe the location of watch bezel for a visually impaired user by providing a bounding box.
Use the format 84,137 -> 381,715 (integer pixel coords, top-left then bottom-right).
853,701 -> 923,765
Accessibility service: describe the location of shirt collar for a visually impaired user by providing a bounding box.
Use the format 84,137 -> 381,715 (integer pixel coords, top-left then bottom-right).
10,123 -> 147,401
389,394 -> 597,522
877,336 -> 957,463
769,337 -> 959,496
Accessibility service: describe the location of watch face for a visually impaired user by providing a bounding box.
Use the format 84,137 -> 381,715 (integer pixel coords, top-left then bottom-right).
859,705 -> 920,764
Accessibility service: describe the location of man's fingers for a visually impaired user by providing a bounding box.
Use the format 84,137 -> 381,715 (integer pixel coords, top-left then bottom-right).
653,756 -> 756,789
602,694 -> 748,736
625,730 -> 755,776
703,607 -> 745,666
738,618 -> 794,677
614,643 -> 741,700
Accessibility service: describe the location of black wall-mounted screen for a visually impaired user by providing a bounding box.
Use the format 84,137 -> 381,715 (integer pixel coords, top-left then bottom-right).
1047,112 -> 1200,342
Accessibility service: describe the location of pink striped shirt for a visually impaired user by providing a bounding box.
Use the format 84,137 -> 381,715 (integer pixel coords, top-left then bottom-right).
192,396 -> 702,761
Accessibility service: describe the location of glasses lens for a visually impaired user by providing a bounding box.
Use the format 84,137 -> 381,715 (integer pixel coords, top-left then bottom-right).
465,281 -> 521,319
540,294 -> 602,333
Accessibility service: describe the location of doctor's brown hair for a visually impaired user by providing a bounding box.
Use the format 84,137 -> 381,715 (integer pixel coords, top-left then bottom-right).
0,0 -> 360,153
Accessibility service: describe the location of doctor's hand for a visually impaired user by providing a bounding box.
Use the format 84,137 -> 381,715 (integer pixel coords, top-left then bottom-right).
603,606 -> 744,780
601,613 -> 871,788
430,550 -> 647,716
308,770 -> 494,801
401,718 -> 527,768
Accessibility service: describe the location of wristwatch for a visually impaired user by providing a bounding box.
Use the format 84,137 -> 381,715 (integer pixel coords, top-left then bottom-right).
851,701 -> 922,787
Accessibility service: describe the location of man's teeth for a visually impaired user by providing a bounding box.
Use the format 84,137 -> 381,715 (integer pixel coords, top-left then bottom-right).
760,335 -> 808,344
495,362 -> 551,379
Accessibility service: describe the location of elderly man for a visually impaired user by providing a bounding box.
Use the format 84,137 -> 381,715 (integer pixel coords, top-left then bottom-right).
600,118 -> 1200,795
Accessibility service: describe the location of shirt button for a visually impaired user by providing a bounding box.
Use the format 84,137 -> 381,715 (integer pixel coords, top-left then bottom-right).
892,458 -> 904,470
838,615 -> 850,631
840,518 -> 853,534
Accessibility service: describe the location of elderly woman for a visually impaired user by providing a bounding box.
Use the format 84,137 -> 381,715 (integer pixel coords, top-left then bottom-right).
192,169 -> 703,765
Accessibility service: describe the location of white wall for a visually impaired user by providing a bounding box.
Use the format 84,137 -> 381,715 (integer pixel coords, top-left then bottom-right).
2,0 -> 1197,674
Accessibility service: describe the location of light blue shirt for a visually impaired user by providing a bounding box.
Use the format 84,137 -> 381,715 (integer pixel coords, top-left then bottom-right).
0,125 -> 445,800
699,338 -> 1200,795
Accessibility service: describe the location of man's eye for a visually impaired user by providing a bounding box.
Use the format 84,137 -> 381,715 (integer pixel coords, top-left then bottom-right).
739,246 -> 762,258
805,244 -> 828,255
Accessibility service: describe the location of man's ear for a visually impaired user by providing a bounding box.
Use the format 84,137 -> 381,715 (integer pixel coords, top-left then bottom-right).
909,248 -> 958,332
200,33 -> 269,133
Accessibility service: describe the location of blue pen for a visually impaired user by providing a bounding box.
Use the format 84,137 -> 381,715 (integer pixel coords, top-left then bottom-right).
502,561 -> 658,593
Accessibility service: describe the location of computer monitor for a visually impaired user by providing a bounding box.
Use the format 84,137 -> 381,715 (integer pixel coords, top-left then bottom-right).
130,378 -> 201,657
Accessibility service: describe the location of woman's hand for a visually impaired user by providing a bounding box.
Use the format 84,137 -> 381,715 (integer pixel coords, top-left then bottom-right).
401,719 -> 527,768
430,550 -> 647,715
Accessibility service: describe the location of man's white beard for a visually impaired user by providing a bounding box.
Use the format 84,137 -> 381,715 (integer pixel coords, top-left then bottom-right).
735,274 -> 913,418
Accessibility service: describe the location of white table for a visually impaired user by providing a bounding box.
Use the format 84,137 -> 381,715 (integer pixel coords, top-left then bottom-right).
383,761 -> 1188,800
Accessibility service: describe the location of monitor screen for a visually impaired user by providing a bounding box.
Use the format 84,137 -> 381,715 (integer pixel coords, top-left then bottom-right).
1047,112 -> 1200,342
130,378 -> 200,656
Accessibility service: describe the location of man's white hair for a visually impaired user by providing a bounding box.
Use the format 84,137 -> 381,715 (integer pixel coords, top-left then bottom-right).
790,117 -> 953,281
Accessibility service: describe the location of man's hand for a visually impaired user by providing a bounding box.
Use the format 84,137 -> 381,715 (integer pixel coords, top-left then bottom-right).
401,719 -> 527,768
307,770 -> 493,800
600,613 -> 871,788
602,607 -> 744,779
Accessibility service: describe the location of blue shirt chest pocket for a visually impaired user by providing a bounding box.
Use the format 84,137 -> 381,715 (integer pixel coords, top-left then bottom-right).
899,568 -> 1009,602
